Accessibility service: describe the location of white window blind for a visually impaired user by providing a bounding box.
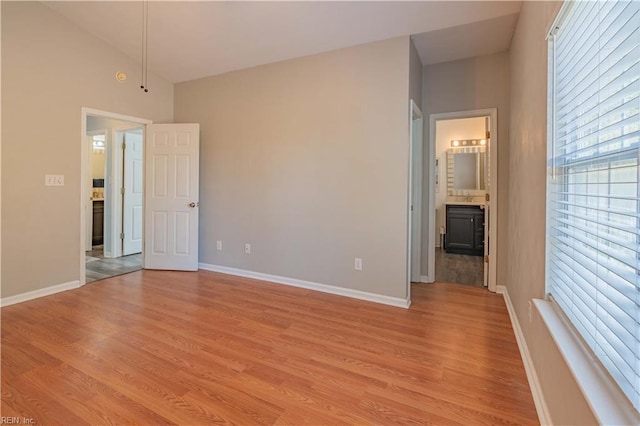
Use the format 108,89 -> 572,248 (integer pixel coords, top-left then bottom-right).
547,0 -> 640,412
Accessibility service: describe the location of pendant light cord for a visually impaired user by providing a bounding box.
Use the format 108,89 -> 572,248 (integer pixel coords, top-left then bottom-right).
140,0 -> 149,93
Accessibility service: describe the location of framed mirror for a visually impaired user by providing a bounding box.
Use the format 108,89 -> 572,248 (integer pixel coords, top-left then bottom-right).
447,146 -> 486,195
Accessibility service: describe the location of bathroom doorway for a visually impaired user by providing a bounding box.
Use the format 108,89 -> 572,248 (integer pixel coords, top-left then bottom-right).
427,109 -> 497,290
82,109 -> 151,284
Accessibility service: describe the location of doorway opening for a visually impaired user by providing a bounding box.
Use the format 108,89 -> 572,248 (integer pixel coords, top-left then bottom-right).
427,109 -> 498,291
80,108 -> 152,285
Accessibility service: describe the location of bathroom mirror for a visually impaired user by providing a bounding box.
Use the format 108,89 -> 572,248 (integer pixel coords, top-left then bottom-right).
447,148 -> 486,194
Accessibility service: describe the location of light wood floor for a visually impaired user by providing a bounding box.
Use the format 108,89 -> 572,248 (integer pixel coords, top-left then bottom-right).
1,270 -> 538,425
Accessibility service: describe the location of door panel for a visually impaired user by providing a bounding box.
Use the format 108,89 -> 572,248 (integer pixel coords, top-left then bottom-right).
153,155 -> 169,197
86,135 -> 94,251
483,116 -> 490,287
123,131 -> 144,255
144,124 -> 200,271
152,211 -> 168,254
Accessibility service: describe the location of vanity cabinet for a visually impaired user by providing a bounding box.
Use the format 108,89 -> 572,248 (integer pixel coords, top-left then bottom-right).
92,200 -> 104,246
445,204 -> 484,256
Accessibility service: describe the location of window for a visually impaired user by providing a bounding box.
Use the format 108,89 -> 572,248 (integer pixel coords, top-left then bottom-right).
547,0 -> 639,412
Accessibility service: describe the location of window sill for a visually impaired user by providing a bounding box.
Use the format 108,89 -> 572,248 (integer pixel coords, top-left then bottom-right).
533,299 -> 639,426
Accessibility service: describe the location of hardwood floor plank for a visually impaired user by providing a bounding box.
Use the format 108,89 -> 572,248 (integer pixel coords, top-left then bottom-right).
2,271 -> 538,424
2,375 -> 87,425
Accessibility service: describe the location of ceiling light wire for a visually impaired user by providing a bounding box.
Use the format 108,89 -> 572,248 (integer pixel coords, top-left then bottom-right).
140,0 -> 149,93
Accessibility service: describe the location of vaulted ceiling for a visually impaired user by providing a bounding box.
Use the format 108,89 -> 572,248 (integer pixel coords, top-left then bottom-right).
44,1 -> 521,83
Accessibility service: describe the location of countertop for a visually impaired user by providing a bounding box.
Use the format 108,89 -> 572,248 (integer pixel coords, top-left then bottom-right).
445,201 -> 485,207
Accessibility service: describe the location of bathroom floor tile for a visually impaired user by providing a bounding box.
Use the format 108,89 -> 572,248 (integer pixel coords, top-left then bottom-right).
435,248 -> 484,287
85,250 -> 142,283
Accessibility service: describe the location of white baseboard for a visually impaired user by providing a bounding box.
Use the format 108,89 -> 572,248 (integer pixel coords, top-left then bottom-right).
420,275 -> 433,283
498,285 -> 552,425
1,280 -> 81,307
199,263 -> 410,309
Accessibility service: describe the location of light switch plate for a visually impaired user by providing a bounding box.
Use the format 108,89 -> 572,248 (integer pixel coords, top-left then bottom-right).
354,258 -> 363,271
45,175 -> 64,186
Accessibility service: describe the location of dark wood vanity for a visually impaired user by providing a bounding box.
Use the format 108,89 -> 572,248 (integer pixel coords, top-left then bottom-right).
445,204 -> 485,256
92,200 -> 104,246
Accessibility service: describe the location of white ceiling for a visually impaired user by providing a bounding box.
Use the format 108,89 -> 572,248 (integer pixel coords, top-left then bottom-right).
43,1 -> 522,83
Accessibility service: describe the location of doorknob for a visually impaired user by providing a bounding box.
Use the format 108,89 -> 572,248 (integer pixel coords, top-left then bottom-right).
188,202 -> 198,208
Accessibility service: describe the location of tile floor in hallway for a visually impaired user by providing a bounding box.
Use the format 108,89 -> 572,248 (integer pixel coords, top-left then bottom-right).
85,246 -> 142,283
435,248 -> 484,286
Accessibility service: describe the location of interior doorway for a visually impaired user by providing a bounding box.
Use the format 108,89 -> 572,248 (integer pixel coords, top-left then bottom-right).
85,126 -> 144,283
427,109 -> 498,291
80,108 -> 152,285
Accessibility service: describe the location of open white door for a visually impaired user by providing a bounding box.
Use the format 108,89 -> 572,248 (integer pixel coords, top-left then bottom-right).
483,116 -> 490,287
144,124 -> 200,271
85,135 -> 94,251
123,130 -> 144,255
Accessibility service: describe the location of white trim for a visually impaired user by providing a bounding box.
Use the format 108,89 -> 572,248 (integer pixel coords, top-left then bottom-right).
80,108 -> 152,286
497,286 -> 552,426
419,275 -> 431,283
546,0 -> 571,40
1,280 -> 81,307
534,299 -> 640,426
199,263 -> 411,309
426,112 -> 436,283
407,99 -> 424,302
428,108 -> 498,291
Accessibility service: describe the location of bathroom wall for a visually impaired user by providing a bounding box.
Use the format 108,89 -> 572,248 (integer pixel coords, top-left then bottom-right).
91,143 -> 105,180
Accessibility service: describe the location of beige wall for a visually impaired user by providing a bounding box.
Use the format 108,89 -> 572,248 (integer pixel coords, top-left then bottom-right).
422,52 -> 509,285
175,37 -> 412,300
434,117 -> 485,240
1,1 -> 173,298
508,1 -> 596,423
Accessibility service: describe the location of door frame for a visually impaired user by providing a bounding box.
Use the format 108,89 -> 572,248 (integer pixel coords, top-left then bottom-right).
80,107 -> 152,286
407,99 -> 423,302
427,108 -> 498,292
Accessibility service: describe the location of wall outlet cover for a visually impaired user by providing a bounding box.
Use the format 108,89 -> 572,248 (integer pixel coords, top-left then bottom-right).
354,258 -> 363,271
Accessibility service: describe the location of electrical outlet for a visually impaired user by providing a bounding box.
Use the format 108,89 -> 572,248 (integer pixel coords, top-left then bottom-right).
216,240 -> 222,251
244,243 -> 251,254
354,258 -> 363,271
